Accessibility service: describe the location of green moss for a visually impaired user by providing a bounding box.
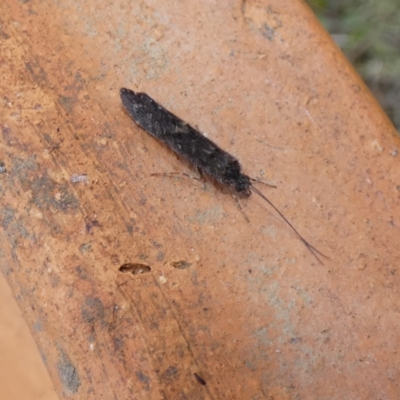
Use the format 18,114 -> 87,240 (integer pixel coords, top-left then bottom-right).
307,0 -> 400,130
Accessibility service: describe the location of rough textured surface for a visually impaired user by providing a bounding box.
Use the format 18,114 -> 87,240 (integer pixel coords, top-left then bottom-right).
1,0 -> 400,399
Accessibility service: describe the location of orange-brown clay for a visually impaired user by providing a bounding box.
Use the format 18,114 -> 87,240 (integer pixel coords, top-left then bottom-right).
1,1 -> 400,399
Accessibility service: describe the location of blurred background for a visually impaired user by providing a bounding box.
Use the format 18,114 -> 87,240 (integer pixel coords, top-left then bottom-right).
307,0 -> 400,131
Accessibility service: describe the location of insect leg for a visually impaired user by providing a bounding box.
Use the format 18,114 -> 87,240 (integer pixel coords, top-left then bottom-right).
232,193 -> 250,223
151,171 -> 202,182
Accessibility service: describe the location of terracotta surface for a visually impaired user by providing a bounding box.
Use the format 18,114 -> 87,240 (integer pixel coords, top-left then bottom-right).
1,0 -> 400,399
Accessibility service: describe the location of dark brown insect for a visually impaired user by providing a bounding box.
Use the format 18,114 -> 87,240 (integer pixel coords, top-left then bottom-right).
120,88 -> 327,264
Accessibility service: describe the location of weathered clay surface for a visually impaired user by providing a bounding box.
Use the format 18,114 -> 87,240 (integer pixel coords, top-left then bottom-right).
1,0 -> 400,399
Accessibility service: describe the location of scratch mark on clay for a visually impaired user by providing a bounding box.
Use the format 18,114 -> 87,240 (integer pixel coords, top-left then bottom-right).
304,108 -> 315,124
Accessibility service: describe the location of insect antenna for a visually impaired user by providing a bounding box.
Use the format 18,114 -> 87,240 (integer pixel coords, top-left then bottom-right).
250,185 -> 328,264
249,177 -> 276,188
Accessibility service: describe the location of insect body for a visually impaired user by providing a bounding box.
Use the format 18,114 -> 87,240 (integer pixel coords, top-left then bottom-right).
120,88 -> 326,264
120,88 -> 251,195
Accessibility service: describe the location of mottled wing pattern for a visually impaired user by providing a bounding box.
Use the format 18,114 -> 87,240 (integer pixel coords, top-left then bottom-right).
120,88 -> 240,185
120,87 -> 327,264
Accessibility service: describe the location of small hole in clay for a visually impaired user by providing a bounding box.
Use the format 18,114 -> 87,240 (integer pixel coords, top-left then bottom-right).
119,263 -> 151,275
171,260 -> 192,270
194,372 -> 206,385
